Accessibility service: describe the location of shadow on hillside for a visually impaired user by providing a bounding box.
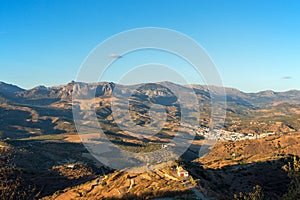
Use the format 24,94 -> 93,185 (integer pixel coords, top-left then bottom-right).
185,155 -> 294,200
0,117 -> 65,139
175,143 -> 211,162
0,105 -> 73,139
3,138 -> 296,200
5,140 -> 113,198
29,105 -> 73,119
20,98 -> 61,106
104,189 -> 193,200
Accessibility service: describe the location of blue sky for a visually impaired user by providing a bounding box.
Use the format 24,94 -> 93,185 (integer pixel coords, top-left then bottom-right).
0,0 -> 300,92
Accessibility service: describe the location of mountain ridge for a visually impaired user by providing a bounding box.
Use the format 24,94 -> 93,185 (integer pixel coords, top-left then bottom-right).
2,80 -> 299,95
1,80 -> 299,110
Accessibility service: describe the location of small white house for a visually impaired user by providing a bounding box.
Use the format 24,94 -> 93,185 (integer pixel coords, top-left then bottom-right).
176,166 -> 189,180
65,164 -> 76,169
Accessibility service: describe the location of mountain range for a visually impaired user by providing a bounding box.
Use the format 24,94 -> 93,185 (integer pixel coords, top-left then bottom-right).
1,80 -> 300,140
1,81 -> 300,106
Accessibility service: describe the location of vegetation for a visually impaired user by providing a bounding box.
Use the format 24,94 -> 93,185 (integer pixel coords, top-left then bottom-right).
19,134 -> 67,141
0,147 -> 36,200
233,156 -> 300,200
0,166 -> 36,200
281,156 -> 300,200
234,185 -> 264,200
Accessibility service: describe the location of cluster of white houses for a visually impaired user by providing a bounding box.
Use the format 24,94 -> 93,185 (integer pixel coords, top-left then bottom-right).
179,123 -> 277,142
212,130 -> 276,141
199,128 -> 276,142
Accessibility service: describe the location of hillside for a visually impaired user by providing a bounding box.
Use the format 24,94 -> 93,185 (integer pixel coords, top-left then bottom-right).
37,134 -> 300,200
0,81 -> 300,199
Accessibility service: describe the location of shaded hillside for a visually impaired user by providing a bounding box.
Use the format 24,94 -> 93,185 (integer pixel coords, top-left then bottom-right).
0,81 -> 24,94
189,134 -> 300,199
0,103 -> 75,139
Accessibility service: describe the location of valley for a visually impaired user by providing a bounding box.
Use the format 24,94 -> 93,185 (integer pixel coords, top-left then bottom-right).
0,81 -> 300,199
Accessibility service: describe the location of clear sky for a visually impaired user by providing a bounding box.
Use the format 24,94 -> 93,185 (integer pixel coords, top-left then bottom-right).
0,0 -> 300,92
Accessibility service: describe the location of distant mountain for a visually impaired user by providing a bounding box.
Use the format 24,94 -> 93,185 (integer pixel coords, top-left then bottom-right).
0,80 -> 299,109
0,81 -> 25,94
0,82 -> 25,103
194,85 -> 300,108
16,81 -> 115,100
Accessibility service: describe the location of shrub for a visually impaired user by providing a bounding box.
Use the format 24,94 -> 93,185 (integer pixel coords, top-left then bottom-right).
281,156 -> 300,200
234,185 -> 264,200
